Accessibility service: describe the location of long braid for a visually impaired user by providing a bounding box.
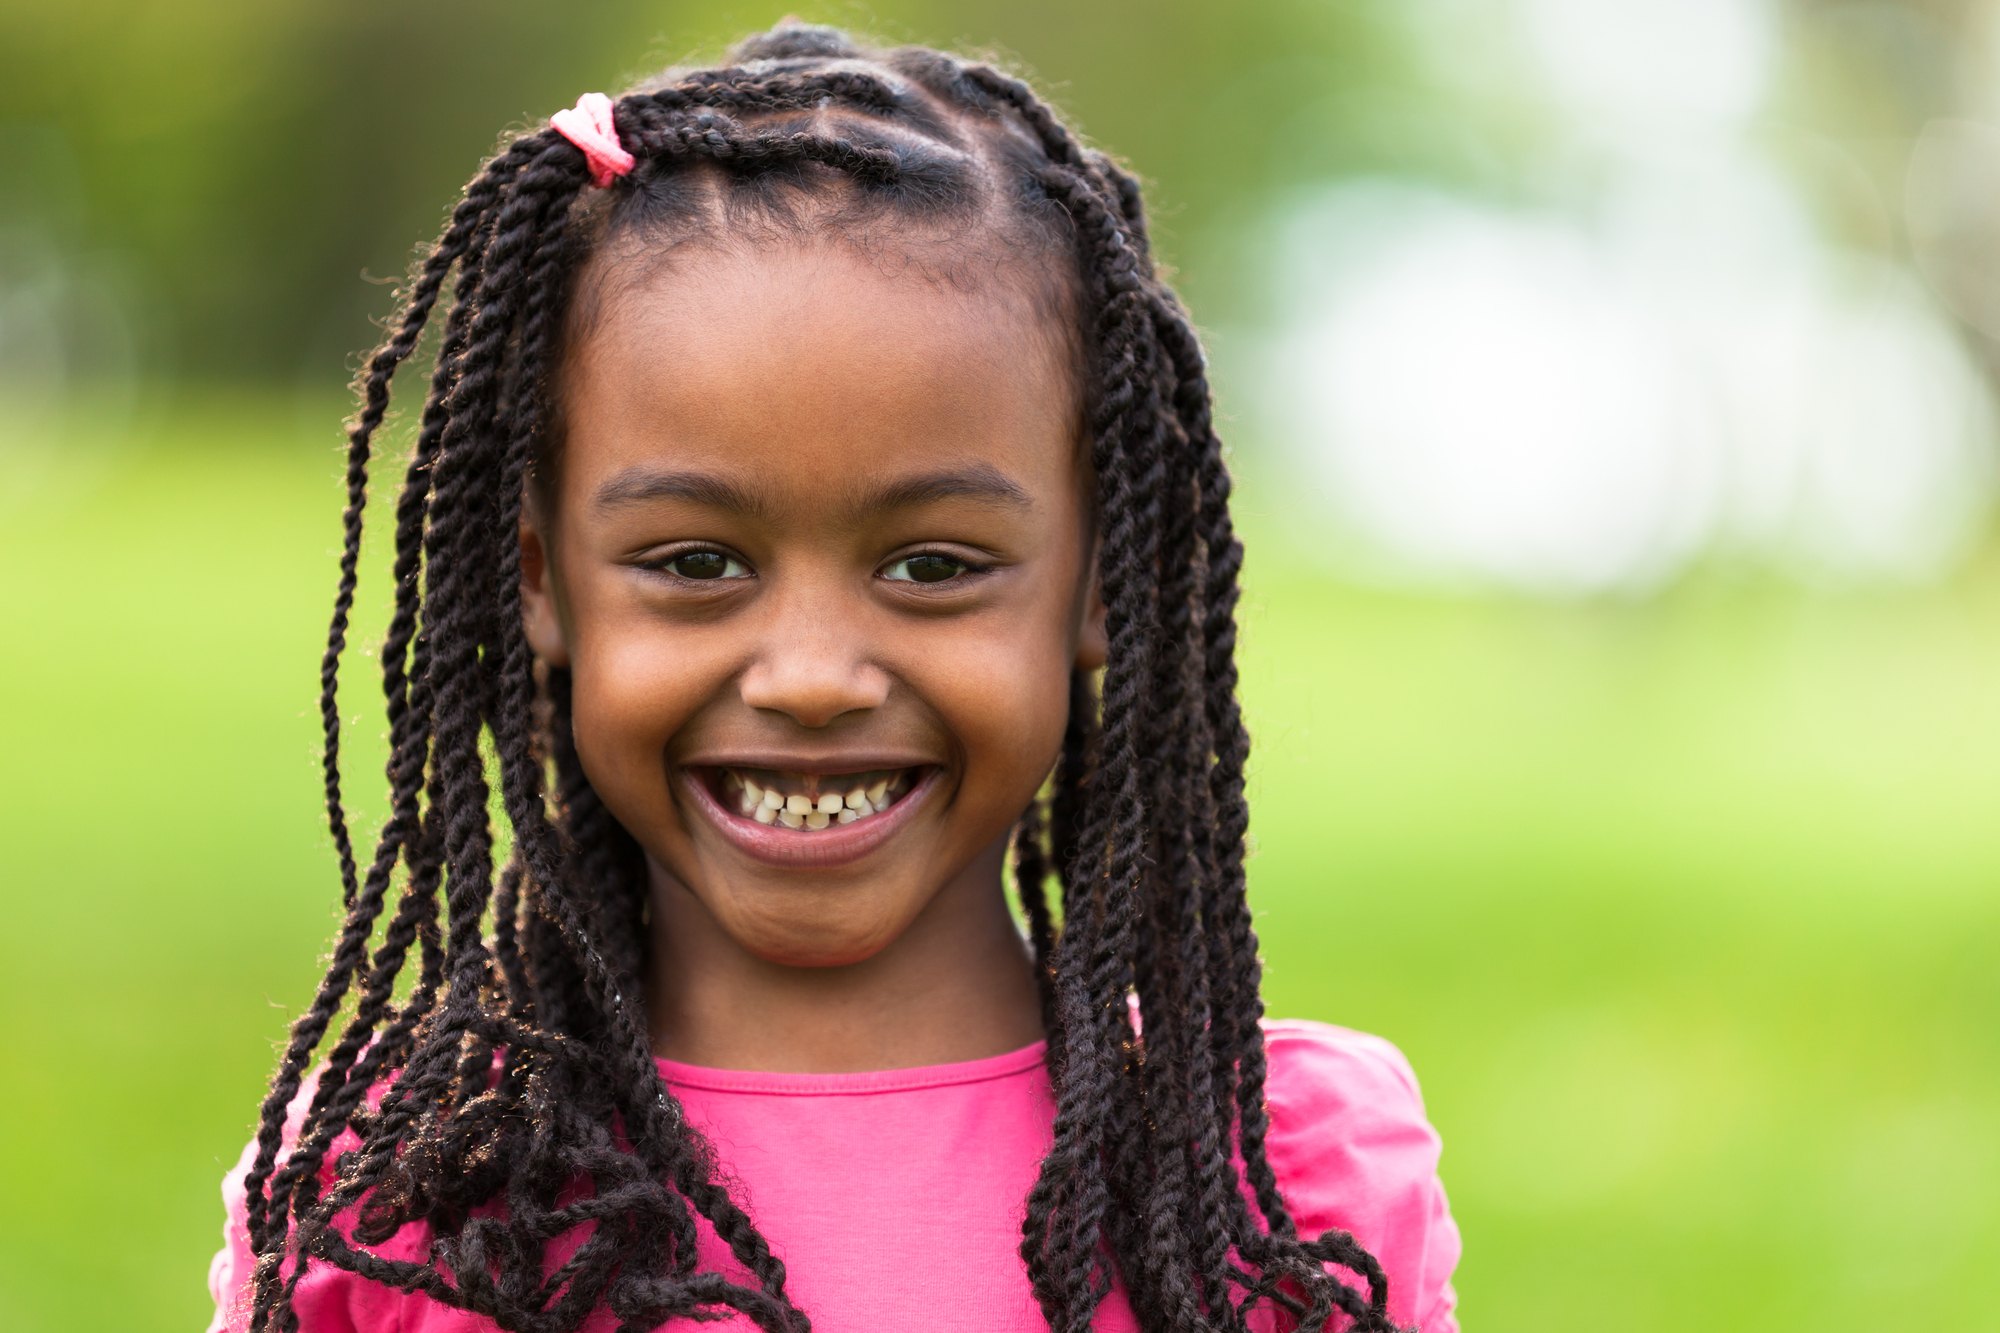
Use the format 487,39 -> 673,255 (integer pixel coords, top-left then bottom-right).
265,140 -> 569,1312
1020,160 -> 1156,1326
1028,666 -> 1099,1099
317,141 -> 534,914
250,21 -> 1407,1333
1154,279 -> 1396,1323
1121,322 -> 1218,1330
947,45 -> 1404,1332
243,140 -> 528,1269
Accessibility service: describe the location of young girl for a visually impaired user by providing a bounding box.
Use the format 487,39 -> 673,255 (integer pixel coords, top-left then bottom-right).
204,21 -> 1461,1333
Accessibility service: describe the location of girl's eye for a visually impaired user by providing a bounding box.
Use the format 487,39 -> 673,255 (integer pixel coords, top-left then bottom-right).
883,553 -> 976,584
655,549 -> 750,580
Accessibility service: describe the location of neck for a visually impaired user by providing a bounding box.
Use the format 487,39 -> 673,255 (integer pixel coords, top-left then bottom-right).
643,839 -> 1047,1073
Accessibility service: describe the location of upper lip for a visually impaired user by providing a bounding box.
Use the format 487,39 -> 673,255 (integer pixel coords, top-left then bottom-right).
677,753 -> 938,776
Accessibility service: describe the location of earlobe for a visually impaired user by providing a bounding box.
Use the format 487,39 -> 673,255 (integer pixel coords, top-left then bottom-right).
518,514 -> 572,668
1074,558 -> 1109,672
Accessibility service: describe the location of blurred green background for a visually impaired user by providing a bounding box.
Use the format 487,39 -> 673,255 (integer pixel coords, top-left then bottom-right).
3,2 -> 1997,1330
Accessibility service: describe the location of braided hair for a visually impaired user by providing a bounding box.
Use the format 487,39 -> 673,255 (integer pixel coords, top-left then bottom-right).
242,21 -> 1408,1333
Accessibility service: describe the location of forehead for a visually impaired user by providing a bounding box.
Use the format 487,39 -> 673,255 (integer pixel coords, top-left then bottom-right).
552,241 -> 1085,520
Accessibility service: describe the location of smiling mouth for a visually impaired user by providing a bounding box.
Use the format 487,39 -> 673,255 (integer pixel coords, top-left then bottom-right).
700,765 -> 922,831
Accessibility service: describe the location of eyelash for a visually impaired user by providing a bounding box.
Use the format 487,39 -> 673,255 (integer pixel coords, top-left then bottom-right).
882,551 -> 993,585
639,547 -> 752,583
636,546 -> 993,587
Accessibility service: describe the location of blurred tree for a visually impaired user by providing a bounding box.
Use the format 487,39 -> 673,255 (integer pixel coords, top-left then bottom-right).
0,0 -> 1412,385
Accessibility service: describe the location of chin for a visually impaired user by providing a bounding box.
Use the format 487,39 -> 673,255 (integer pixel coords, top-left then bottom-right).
753,939 -> 887,969
725,891 -> 910,970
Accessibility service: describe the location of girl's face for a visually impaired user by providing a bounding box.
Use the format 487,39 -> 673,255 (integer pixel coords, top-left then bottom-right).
521,240 -> 1105,970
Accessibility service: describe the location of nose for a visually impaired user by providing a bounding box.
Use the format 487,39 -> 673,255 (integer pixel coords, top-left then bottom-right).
736,589 -> 892,728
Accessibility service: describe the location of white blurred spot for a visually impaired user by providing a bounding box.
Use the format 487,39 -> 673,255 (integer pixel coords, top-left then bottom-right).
1519,0 -> 1776,130
1248,176 -> 1996,592
1263,199 -> 1708,591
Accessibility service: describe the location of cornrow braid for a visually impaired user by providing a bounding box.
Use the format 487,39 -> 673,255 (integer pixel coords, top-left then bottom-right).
247,19 -> 1408,1333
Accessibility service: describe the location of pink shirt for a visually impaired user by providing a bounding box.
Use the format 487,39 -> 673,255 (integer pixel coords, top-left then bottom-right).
206,1018 -> 1460,1331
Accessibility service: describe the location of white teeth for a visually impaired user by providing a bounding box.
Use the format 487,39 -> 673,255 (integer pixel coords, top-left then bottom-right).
719,766 -> 921,832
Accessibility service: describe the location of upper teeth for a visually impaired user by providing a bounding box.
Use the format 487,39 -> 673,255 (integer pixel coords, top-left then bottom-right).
721,767 -> 913,830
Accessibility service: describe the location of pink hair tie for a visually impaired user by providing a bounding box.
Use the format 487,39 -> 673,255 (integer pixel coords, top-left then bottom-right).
550,92 -> 635,188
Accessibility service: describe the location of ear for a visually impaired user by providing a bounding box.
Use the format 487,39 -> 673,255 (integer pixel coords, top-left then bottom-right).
1073,544 -> 1108,672
518,506 -> 572,668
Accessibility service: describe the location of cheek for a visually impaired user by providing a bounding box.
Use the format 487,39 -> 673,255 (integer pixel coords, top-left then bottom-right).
565,617 -> 708,808
933,598 -> 1077,793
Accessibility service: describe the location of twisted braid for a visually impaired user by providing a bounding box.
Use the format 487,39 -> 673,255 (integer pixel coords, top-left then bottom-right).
247,20 -> 1407,1333
317,141 -> 536,914
1118,320 -> 1215,1330
242,141 -> 531,1268
1015,154 -> 1163,1329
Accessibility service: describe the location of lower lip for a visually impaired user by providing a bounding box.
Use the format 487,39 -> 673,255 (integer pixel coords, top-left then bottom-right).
677,766 -> 941,869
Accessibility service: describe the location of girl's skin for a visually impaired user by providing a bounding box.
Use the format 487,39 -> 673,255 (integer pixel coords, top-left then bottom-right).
519,239 -> 1108,1075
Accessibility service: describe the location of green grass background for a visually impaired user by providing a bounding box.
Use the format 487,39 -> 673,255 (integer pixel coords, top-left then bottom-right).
2,392 -> 1995,1331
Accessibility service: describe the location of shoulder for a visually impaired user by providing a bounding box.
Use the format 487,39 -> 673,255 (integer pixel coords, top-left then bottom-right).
1254,1018 -> 1464,1333
1257,1018 -> 1434,1165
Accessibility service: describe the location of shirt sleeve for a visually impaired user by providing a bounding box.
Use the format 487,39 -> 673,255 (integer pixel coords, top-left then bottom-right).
203,1067 -> 409,1333
205,1127 -> 262,1333
1251,1019 -> 1463,1332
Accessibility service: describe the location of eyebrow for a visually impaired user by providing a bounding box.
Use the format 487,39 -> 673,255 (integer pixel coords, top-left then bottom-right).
592,468 -> 765,517
590,462 -> 1034,518
863,464 -> 1034,513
